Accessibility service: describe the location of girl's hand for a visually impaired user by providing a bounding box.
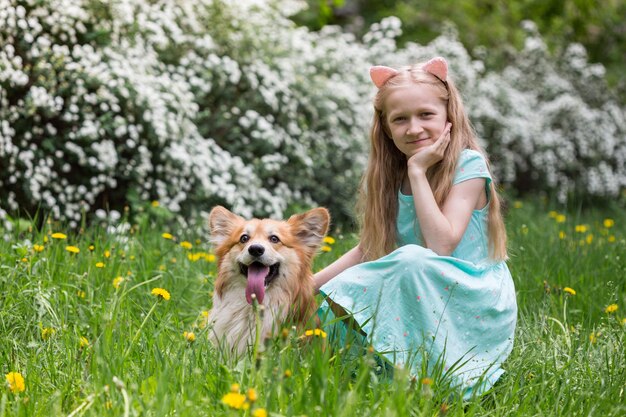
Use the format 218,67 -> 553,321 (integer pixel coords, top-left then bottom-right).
407,122 -> 452,175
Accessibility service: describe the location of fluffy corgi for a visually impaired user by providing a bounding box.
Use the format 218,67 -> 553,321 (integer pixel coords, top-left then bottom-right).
208,205 -> 330,356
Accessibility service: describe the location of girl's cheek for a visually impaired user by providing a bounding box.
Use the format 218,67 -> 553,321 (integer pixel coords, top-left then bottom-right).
436,119 -> 448,135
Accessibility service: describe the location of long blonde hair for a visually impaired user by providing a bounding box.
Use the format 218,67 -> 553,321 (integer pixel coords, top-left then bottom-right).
357,62 -> 507,261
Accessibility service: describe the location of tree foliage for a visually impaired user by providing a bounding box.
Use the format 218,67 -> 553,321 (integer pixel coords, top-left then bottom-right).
294,0 -> 626,100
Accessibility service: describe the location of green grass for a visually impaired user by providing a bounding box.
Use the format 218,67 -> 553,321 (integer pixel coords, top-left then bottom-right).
1,197 -> 625,416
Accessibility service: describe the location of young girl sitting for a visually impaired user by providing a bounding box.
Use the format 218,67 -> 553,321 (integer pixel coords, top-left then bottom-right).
314,57 -> 517,398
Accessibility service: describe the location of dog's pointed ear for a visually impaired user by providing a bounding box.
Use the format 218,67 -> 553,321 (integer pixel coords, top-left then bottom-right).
209,206 -> 244,247
288,207 -> 330,254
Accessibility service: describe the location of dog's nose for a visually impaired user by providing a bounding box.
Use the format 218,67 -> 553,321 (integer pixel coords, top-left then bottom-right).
248,244 -> 265,257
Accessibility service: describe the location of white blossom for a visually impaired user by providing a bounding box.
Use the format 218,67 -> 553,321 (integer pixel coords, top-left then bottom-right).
0,0 -> 624,235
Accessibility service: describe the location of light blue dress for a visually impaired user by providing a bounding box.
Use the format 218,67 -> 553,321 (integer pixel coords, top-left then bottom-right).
319,149 -> 517,397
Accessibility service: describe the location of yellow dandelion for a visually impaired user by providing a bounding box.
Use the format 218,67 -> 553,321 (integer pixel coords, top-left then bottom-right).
113,277 -> 124,289
21,257 -> 28,263
79,336 -> 90,348
316,329 -> 328,338
5,372 -> 25,393
252,409 -> 268,417
51,232 -> 67,239
77,290 -> 86,298
558,231 -> 566,240
320,245 -> 332,252
199,310 -> 210,329
247,388 -> 258,402
170,257 -> 177,264
513,201 -> 523,209
183,331 -> 196,343
158,264 -> 167,271
421,377 -> 433,385
548,211 -> 558,218
180,241 -> 193,250
221,392 -> 247,410
151,287 -> 171,301
33,244 -> 44,252
95,262 -> 105,268
605,304 -> 618,314
284,369 -> 292,378
230,383 -> 240,393
88,245 -> 95,251
555,214 -> 566,223
151,200 -> 160,207
603,218 -> 614,228
575,225 -> 588,233
65,246 -> 80,254
104,250 -> 111,258
323,236 -> 336,245
608,235 -> 616,243
585,234 -> 593,244
563,287 -> 576,296
304,329 -> 327,338
205,253 -> 216,262
589,332 -> 598,344
622,318 -> 626,326
162,232 -> 174,240
42,327 -> 56,340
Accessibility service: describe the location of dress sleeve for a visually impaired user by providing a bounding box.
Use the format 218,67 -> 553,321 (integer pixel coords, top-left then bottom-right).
453,149 -> 492,186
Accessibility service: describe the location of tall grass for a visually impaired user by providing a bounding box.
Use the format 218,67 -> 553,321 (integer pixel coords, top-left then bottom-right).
1,197 -> 624,416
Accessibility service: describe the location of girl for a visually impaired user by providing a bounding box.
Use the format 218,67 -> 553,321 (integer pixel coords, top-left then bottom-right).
314,57 -> 517,398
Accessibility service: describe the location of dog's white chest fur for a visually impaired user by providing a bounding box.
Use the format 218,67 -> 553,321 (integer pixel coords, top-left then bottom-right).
209,285 -> 288,355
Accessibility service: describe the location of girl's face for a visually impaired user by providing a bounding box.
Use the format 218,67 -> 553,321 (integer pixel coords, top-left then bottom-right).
384,82 -> 448,158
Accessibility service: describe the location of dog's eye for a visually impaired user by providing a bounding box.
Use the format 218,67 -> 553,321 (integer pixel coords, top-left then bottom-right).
239,234 -> 250,244
269,235 -> 280,244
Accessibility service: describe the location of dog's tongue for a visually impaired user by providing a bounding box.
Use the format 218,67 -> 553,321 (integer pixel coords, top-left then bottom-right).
245,263 -> 269,304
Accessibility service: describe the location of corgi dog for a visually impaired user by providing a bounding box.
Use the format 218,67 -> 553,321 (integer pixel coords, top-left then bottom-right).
208,205 -> 330,356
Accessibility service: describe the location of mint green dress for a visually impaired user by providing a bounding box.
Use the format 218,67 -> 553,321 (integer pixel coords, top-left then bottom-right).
319,149 -> 517,397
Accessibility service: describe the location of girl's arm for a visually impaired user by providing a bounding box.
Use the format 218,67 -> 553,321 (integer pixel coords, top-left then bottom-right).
407,123 -> 485,255
408,173 -> 485,255
313,245 -> 363,292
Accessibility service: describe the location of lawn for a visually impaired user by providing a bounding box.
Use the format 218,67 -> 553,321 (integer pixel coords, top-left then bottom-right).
1,197 -> 624,416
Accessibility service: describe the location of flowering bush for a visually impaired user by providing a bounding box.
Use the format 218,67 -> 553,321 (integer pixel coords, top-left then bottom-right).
1,1 -> 624,234
470,22 -> 626,201
0,0 -> 376,230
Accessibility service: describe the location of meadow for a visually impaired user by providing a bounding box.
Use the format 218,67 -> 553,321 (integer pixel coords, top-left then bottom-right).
1,197 -> 625,416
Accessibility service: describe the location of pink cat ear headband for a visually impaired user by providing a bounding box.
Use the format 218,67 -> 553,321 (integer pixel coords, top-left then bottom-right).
369,56 -> 448,88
